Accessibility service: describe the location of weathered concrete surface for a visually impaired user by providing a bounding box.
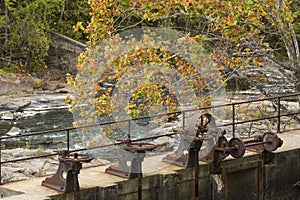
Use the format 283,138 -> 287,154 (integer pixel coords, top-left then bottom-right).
0,130 -> 299,200
263,130 -> 300,200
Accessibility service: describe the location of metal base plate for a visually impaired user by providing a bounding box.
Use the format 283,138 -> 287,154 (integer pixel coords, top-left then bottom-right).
162,154 -> 187,167
105,165 -> 130,178
42,176 -> 65,193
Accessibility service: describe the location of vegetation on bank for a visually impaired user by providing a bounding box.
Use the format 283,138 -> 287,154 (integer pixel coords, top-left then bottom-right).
0,0 -> 90,73
1,0 -> 300,128
0,0 -> 299,79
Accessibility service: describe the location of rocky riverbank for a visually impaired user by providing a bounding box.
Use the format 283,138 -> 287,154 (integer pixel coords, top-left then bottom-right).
1,148 -> 58,183
0,92 -> 70,120
0,71 -> 71,122
1,148 -> 109,183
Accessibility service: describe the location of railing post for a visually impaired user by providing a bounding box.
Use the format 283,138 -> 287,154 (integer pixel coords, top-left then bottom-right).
277,97 -> 281,133
128,120 -> 131,140
0,138 -> 2,185
195,158 -> 199,198
182,111 -> 186,129
232,104 -> 235,138
67,130 -> 70,152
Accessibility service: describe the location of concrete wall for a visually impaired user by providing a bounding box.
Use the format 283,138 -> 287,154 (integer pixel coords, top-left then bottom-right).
48,146 -> 300,200
264,149 -> 300,200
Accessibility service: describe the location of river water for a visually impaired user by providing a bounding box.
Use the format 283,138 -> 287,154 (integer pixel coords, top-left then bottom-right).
0,109 -> 75,150
0,108 -> 178,163
0,109 -> 74,135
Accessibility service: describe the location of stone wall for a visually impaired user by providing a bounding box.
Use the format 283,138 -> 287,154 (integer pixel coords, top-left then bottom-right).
45,32 -> 87,75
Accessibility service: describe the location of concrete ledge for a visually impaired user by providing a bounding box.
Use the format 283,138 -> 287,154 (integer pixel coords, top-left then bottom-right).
0,130 -> 299,200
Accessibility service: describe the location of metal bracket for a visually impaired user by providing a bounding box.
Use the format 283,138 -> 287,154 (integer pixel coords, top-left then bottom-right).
163,113 -> 217,168
41,150 -> 93,193
105,142 -> 156,179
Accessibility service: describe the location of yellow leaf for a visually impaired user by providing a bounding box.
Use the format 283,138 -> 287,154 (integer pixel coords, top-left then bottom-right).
263,42 -> 269,47
253,58 -> 263,66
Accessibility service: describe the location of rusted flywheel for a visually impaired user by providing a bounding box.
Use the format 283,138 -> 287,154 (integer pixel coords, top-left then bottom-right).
228,138 -> 246,158
188,113 -> 216,138
263,132 -> 283,152
124,142 -> 157,153
58,152 -> 94,163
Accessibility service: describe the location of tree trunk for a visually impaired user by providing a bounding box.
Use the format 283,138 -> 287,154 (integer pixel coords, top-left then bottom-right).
295,69 -> 300,108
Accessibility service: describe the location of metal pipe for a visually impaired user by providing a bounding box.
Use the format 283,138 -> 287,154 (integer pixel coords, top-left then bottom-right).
1,153 -> 58,164
1,92 -> 300,175
1,94 -> 300,140
219,111 -> 300,127
232,104 -> 235,138
128,121 -> 131,140
1,132 -> 178,165
2,92 -> 300,136
1,127 -> 76,139
138,172 -> 142,200
0,139 -> 2,185
245,141 -> 270,147
195,158 -> 199,198
67,130 -> 70,152
242,136 -> 262,143
277,97 -> 281,133
182,111 -> 186,129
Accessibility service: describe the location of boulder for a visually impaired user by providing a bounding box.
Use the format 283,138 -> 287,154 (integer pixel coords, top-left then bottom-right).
0,101 -> 31,113
5,127 -> 22,136
1,112 -> 14,120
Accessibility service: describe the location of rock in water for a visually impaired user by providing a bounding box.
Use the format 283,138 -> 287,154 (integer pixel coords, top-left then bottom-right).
16,101 -> 31,112
1,112 -> 14,120
6,126 -> 22,136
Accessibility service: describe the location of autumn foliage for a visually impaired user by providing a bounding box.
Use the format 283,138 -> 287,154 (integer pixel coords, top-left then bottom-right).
69,0 -> 300,130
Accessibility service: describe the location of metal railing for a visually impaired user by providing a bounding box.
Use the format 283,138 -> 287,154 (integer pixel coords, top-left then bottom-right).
1,92 -> 300,184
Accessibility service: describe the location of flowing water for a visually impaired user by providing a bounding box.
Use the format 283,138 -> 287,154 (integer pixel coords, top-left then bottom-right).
0,108 -> 176,162
0,109 -> 74,135
0,109 -> 75,150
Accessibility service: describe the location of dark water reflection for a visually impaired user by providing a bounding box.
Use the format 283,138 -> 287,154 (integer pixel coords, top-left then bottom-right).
0,109 -> 75,150
0,109 -> 74,135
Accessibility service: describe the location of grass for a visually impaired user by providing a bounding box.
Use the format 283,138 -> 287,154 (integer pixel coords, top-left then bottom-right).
0,68 -> 16,77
